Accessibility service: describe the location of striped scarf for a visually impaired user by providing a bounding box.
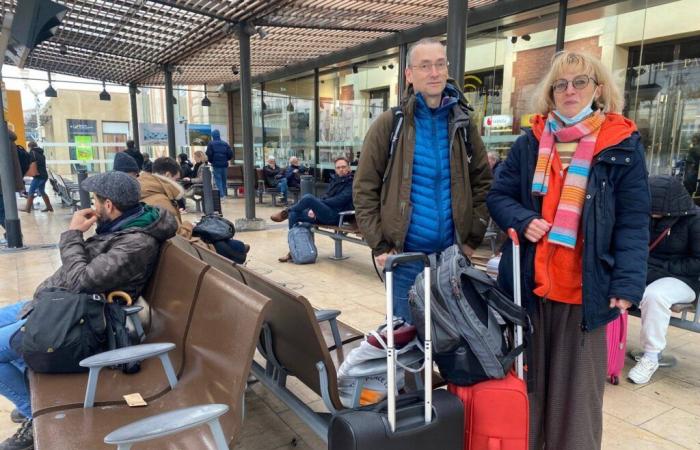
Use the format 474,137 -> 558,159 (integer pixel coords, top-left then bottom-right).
532,111 -> 605,248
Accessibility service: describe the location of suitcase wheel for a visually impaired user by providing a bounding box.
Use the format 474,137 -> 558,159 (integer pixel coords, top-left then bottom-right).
610,375 -> 619,385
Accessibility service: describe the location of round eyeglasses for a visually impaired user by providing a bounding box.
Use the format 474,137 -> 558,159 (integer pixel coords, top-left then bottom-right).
552,75 -> 598,93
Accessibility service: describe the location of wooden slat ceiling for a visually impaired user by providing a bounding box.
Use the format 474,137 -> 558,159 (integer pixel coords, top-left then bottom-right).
0,0 -> 498,86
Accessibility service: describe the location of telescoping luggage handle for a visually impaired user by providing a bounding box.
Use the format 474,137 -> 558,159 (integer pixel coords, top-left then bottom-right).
507,228 -> 524,380
384,253 -> 432,433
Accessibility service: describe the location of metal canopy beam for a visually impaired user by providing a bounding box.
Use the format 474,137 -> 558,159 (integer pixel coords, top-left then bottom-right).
224,0 -> 559,91
556,0 -> 568,51
129,83 -> 140,152
163,67 -> 177,158
447,0 -> 467,91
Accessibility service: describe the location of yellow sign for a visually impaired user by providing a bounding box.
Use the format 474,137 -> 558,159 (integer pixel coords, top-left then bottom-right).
520,113 -> 536,128
2,86 -> 26,148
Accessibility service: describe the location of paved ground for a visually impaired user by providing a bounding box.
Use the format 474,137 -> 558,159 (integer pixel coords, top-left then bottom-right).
0,191 -> 699,449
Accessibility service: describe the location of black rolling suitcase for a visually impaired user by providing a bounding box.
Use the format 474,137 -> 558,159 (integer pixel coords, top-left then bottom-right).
328,253 -> 464,450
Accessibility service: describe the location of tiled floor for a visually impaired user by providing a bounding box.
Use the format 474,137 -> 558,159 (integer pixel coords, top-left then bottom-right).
1,192 -> 699,449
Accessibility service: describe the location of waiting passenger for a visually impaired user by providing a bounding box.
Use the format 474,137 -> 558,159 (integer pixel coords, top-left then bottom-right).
22,141 -> 53,213
205,129 -> 233,197
113,151 -> 140,178
178,152 -> 194,179
487,150 -> 503,179
628,175 -> 700,384
142,153 -> 153,173
182,150 -> 209,200
0,171 -> 177,450
271,156 -> 353,262
123,139 -> 144,171
353,37 -> 492,322
487,50 -> 649,450
137,157 -> 185,223
262,156 -> 283,189
278,156 -> 307,205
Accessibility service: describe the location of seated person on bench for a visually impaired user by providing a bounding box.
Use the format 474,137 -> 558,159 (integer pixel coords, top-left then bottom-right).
182,150 -> 208,200
0,172 -> 178,450
271,156 -> 353,263
263,155 -> 283,190
278,156 -> 307,205
628,175 -> 700,385
127,157 -> 250,265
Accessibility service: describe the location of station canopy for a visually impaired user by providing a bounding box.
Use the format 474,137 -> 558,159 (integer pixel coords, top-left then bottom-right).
0,0 -> 497,86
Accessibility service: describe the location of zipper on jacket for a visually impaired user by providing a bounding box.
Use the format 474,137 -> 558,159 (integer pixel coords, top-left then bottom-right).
433,115 -> 444,250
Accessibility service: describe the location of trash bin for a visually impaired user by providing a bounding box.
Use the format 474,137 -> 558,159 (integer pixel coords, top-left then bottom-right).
300,174 -> 314,198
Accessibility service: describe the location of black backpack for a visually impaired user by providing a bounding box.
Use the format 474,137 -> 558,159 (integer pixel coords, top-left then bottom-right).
11,289 -> 138,374
16,144 -> 32,176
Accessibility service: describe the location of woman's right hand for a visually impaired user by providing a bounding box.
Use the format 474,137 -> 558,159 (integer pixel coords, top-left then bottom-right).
374,249 -> 397,270
524,218 -> 551,243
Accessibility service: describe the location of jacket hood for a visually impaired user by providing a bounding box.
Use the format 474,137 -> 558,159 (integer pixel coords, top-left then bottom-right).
121,205 -> 178,241
530,113 -> 637,152
212,129 -> 221,140
649,175 -> 695,217
139,172 -> 184,200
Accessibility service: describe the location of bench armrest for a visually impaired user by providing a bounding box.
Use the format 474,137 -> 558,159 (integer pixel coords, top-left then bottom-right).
104,404 -> 229,449
122,306 -> 143,316
314,309 -> 341,322
338,210 -> 355,227
80,343 -> 178,408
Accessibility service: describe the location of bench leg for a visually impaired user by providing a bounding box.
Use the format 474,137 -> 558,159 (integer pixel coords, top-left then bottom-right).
207,418 -> 229,450
328,236 -> 349,261
116,444 -> 132,450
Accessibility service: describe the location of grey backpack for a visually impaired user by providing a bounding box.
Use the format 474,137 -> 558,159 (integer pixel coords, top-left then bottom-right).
409,244 -> 530,386
288,223 -> 318,264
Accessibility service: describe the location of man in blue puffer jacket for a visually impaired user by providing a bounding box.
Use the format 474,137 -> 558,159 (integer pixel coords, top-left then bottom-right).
354,38 -> 492,322
205,129 -> 233,197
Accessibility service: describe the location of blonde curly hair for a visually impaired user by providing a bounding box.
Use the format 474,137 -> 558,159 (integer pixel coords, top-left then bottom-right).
532,50 -> 624,115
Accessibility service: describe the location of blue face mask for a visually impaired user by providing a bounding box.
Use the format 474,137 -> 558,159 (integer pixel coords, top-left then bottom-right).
553,94 -> 596,126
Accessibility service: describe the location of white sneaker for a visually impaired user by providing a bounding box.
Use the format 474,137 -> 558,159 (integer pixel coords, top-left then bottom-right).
628,356 -> 660,384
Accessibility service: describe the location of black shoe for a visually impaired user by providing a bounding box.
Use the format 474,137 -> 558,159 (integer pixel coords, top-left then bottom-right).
10,409 -> 25,424
0,419 -> 33,450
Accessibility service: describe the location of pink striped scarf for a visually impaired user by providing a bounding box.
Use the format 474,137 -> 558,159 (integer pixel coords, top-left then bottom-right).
531,111 -> 605,248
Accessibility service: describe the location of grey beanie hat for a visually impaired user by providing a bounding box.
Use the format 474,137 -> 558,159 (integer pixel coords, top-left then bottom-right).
81,171 -> 140,208
113,152 -> 139,174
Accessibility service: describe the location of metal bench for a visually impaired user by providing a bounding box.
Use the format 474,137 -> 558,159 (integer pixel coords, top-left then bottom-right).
311,210 -> 368,260
28,241 -> 209,417
226,165 -> 245,197
33,264 -> 271,449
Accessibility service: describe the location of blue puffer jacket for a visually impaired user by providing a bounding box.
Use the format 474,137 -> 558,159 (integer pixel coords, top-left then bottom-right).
206,130 -> 233,168
487,122 -> 650,331
403,87 -> 458,253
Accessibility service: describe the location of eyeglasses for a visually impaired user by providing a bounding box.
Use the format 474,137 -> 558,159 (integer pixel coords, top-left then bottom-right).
552,75 -> 598,93
411,61 -> 449,73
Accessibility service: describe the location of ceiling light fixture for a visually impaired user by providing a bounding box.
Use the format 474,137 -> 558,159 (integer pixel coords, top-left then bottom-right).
44,71 -> 57,97
99,80 -> 111,101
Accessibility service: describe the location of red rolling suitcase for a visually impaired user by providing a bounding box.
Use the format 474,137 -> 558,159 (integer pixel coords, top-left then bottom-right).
606,311 -> 628,385
447,228 -> 529,450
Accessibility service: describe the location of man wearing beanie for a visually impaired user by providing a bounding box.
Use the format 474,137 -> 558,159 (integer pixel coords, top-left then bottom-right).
0,171 -> 178,450
113,151 -> 140,178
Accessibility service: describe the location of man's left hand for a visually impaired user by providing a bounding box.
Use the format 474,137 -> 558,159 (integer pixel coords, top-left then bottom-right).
462,244 -> 475,257
307,210 -> 316,219
69,209 -> 98,232
609,297 -> 632,312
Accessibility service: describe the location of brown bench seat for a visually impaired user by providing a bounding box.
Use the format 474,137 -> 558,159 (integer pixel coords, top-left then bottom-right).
180,236 -> 364,354
33,267 -> 270,449
29,241 -> 208,417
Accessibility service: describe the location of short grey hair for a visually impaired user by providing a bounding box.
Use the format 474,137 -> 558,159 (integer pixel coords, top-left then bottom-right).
406,37 -> 446,67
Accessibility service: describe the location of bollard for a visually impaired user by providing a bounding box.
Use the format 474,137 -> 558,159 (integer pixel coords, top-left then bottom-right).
201,166 -> 214,215
77,169 -> 91,209
300,174 -> 314,198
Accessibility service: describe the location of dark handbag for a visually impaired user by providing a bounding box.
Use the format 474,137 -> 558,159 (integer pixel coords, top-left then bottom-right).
192,214 -> 235,243
12,289 -> 109,373
11,289 -> 140,374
